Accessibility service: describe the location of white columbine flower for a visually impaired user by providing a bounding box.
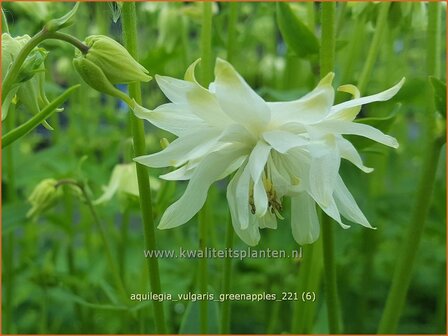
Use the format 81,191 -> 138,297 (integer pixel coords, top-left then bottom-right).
133,58 -> 404,246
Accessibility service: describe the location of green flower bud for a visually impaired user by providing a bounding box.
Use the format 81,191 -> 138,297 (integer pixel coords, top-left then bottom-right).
78,35 -> 151,84
27,179 -> 62,218
73,57 -> 131,104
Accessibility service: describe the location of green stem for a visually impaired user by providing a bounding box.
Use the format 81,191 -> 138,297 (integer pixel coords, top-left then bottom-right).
377,3 -> 442,333
121,3 -> 167,334
220,216 -> 234,334
120,206 -> 131,276
3,30 -> 87,97
200,2 -> 213,86
226,2 -> 239,64
2,85 -> 80,148
57,180 -> 128,303
2,8 -> 9,34
357,2 -> 390,93
320,4 -> 341,334
198,205 -> 208,334
306,2 -> 315,30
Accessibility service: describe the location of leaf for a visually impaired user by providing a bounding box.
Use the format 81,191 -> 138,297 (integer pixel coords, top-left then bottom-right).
2,202 -> 29,234
45,2 -> 79,32
430,76 -> 446,119
347,103 -> 401,150
276,3 -> 319,58
179,290 -> 220,334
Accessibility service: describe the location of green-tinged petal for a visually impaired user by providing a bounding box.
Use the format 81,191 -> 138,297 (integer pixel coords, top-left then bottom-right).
133,102 -> 205,136
308,142 -> 340,207
134,128 -> 221,168
158,147 -> 246,229
184,58 -> 202,83
291,193 -> 320,245
263,130 -> 308,153
156,73 -> 231,126
337,136 -> 374,173
258,211 -> 277,229
2,86 -> 18,121
328,84 -> 361,121
93,167 -> 123,205
235,162 -> 252,230
268,72 -> 335,125
328,77 -> 405,119
214,58 -> 270,132
334,176 -> 373,228
318,120 -> 399,148
253,177 -> 268,217
318,196 -> 350,229
248,141 -> 271,182
227,167 -> 261,246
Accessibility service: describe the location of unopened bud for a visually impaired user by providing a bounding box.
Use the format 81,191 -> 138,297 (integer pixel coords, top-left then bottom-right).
27,179 -> 62,218
79,35 -> 151,84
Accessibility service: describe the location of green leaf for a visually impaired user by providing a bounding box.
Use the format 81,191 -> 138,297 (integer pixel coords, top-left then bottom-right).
429,76 -> 446,119
44,2 -> 79,32
179,291 -> 220,334
276,3 -> 319,58
347,103 -> 401,150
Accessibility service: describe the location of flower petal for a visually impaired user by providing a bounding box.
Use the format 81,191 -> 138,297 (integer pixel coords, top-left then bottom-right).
258,211 -> 277,229
337,136 -> 373,173
214,58 -> 270,132
235,162 -> 252,230
158,147 -> 246,229
253,177 -> 268,217
263,130 -> 309,153
291,193 -> 320,245
248,141 -> 271,182
327,84 -> 361,121
268,72 -> 335,125
133,102 -> 205,136
318,120 -> 399,148
134,128 -> 220,168
328,77 -> 405,119
227,166 -> 260,246
334,176 -> 373,228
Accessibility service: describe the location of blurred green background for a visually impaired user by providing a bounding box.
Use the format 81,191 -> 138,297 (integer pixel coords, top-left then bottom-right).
2,2 -> 446,334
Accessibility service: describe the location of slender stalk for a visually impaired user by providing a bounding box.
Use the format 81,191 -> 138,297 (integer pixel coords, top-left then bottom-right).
320,3 -> 341,334
3,30 -> 87,97
2,85 -> 80,148
357,2 -> 390,93
226,2 -> 239,64
56,180 -> 128,302
120,206 -> 131,276
200,2 -> 213,86
377,3 -> 442,333
121,3 -> 167,333
306,2 -> 315,30
3,103 -> 16,334
220,216 -> 234,334
198,204 -> 209,334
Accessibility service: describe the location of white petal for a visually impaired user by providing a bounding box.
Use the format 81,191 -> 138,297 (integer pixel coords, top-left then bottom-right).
337,136 -> 374,173
318,120 -> 399,148
227,166 -> 260,246
308,142 -> 340,207
263,130 -> 309,153
268,72 -> 335,125
235,162 -> 252,230
328,78 -> 405,119
318,196 -> 350,229
334,176 -> 373,228
155,75 -> 196,104
328,84 -> 361,121
134,128 -> 220,168
248,141 -> 271,182
158,147 -> 246,229
133,102 -> 205,136
253,177 -> 268,217
291,193 -> 320,245
214,58 -> 270,132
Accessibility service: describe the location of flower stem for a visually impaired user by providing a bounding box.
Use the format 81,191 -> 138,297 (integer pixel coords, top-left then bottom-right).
377,3 -> 442,333
56,180 -> 128,303
200,1 -> 213,86
357,2 -> 390,93
198,204 -> 209,334
2,8 -> 9,34
226,2 -> 239,64
121,3 -> 167,333
220,215 -> 234,334
2,85 -> 80,148
320,3 -> 342,334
